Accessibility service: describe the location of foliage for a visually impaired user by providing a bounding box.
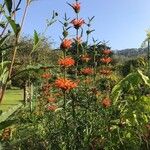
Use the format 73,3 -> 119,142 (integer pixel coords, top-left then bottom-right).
0,0 -> 150,149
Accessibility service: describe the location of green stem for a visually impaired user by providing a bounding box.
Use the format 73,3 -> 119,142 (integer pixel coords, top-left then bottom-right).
71,92 -> 76,120
93,44 -> 96,84
75,12 -> 79,79
63,50 -> 66,79
63,90 -> 69,149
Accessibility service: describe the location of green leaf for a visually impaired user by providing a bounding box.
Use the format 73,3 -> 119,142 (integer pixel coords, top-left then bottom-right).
137,70 -> 150,87
47,19 -> 57,27
0,103 -> 22,126
0,61 -> 11,84
0,119 -> 16,130
30,30 -> 39,53
6,16 -> 20,36
5,0 -> 12,14
111,70 -> 150,104
33,30 -> 39,47
111,72 -> 140,103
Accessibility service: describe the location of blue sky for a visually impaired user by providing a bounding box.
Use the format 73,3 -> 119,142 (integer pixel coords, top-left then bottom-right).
17,0 -> 150,49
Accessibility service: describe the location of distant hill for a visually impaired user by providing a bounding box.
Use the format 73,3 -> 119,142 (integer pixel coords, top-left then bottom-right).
114,47 -> 147,57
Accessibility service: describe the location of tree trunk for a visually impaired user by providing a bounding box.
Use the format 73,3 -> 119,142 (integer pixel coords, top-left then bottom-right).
0,83 -> 6,103
23,81 -> 28,105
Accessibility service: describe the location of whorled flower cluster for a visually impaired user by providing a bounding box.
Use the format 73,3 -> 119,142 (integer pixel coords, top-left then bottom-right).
60,39 -> 73,50
55,78 -> 77,91
58,57 -> 75,68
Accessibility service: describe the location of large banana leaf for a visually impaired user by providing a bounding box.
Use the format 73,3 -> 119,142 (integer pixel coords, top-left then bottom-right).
0,61 -> 10,84
111,70 -> 150,104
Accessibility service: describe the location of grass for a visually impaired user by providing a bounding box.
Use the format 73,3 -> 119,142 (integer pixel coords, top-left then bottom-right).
0,89 -> 23,112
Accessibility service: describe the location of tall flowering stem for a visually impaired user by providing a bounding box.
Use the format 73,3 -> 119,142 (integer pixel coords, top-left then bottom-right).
70,1 -> 84,78
100,44 -> 113,98
63,51 -> 66,79
60,38 -> 73,77
76,25 -> 79,78
59,22 -> 78,145
86,16 -> 95,45
93,42 -> 97,83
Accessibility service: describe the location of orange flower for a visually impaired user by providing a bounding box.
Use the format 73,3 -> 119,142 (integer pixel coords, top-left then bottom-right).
72,2 -> 81,13
60,39 -> 72,50
47,97 -> 56,103
100,57 -> 112,64
81,54 -> 91,62
100,68 -> 112,76
71,18 -> 85,29
101,98 -> 111,108
47,105 -> 58,111
58,57 -> 75,68
102,49 -> 112,55
81,67 -> 93,75
55,78 -> 77,91
41,73 -> 51,79
42,84 -> 51,96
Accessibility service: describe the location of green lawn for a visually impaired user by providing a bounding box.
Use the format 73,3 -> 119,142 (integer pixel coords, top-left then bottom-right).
0,89 -> 23,112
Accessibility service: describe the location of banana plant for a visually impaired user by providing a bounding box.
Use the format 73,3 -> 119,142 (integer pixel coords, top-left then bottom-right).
141,30 -> 150,77
111,69 -> 150,141
111,69 -> 150,104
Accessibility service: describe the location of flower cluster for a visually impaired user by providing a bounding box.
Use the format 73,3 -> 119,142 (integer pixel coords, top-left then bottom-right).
41,83 -> 51,97
46,96 -> 58,112
72,2 -> 81,13
55,78 -> 77,91
101,97 -> 111,108
41,73 -> 51,79
58,57 -> 75,68
102,49 -> 112,55
100,68 -> 112,76
100,57 -> 112,64
60,39 -> 73,50
71,18 -> 85,29
47,105 -> 58,111
81,67 -> 93,76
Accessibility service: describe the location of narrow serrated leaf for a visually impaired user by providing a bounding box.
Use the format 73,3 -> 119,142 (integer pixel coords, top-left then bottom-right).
5,0 -> 12,13
6,16 -> 21,36
33,30 -> 39,46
